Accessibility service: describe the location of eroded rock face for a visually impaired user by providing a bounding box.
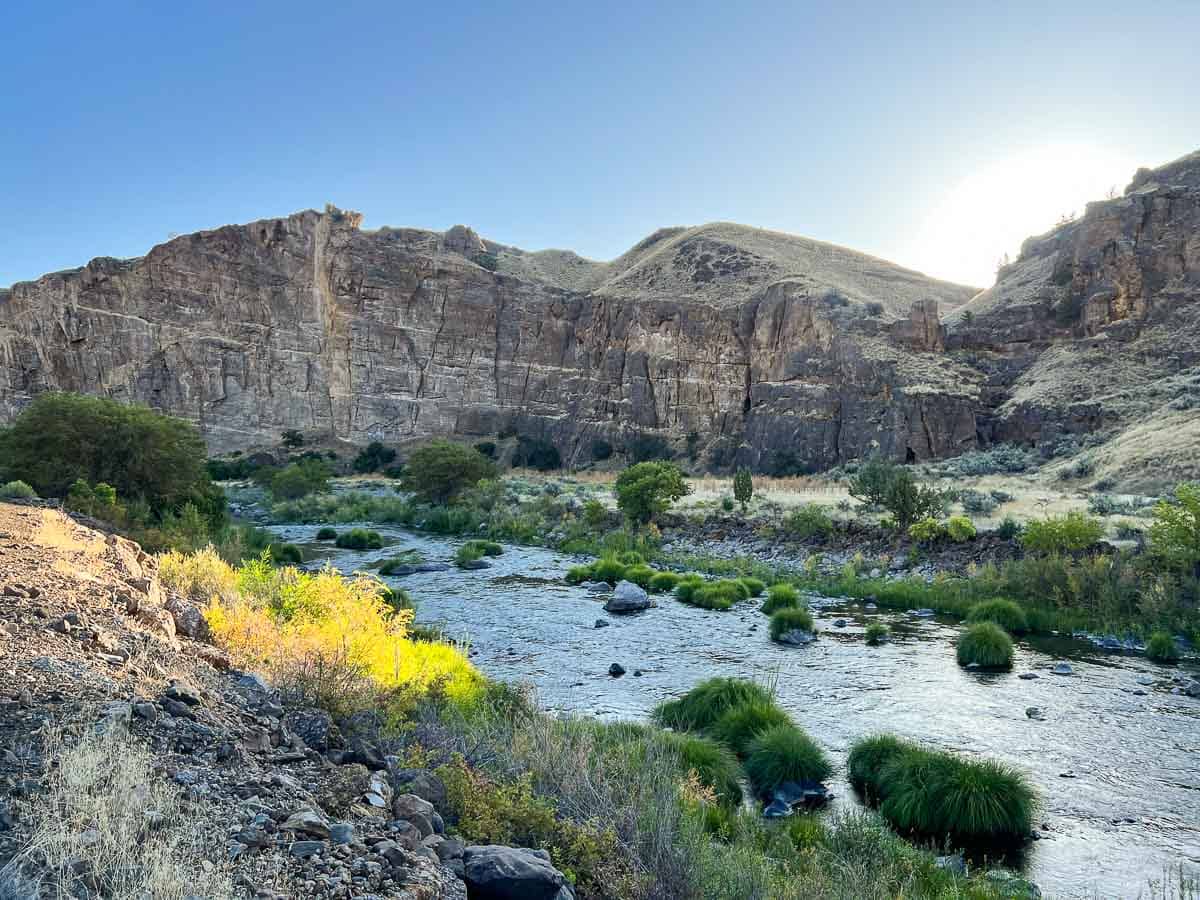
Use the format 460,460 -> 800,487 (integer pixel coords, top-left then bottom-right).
0,210 -> 978,469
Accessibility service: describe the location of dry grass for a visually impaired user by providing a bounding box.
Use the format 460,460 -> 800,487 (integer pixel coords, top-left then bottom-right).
0,723 -> 234,900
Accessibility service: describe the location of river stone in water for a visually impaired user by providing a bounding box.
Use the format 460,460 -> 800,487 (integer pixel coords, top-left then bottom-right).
604,581 -> 650,613
777,629 -> 815,646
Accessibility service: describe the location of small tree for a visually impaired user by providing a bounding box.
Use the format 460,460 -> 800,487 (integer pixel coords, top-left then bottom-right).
733,467 -> 754,512
847,457 -> 896,507
614,461 -> 690,524
1149,482 -> 1200,576
882,471 -> 948,529
281,429 -> 305,448
400,440 -> 497,505
269,458 -> 331,500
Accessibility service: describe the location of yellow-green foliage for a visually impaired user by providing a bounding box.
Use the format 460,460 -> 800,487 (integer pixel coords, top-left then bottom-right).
907,517 -> 945,543
1021,511 -> 1104,554
158,546 -> 238,604
945,516 -> 976,542
1149,482 -> 1200,574
438,759 -> 636,898
202,553 -> 480,707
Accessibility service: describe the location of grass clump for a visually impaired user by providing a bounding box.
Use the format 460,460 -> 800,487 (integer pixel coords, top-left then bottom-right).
653,677 -> 773,732
769,606 -> 814,642
378,551 -> 424,575
864,622 -> 890,645
591,556 -> 628,585
315,526 -> 338,541
648,571 -> 682,593
455,542 -> 487,567
622,564 -> 657,589
672,575 -> 706,603
743,724 -> 833,797
956,622 -> 1014,670
685,579 -> 746,610
268,542 -> 303,564
761,582 -> 800,614
1021,511 -> 1105,554
1145,630 -> 1180,663
738,576 -> 766,597
565,564 -> 592,584
847,735 -> 915,799
709,700 -> 792,756
334,527 -> 384,550
462,539 -> 504,557
965,599 -> 1029,634
662,732 -> 744,808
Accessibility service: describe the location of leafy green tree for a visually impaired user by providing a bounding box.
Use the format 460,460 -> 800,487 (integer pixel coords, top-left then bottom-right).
400,440 -> 497,504
733,467 -> 754,512
847,457 -> 897,507
269,458 -> 332,500
281,429 -> 305,448
614,461 -> 690,524
0,393 -> 223,522
1149,482 -> 1200,576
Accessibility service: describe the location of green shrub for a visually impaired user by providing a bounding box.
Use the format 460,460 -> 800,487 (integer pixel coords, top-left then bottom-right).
399,440 -> 497,504
908,517 -> 945,543
709,701 -> 791,756
847,735 -> 914,798
769,606 -> 814,641
720,496 -> 734,513
738,577 -> 766,597
959,489 -> 997,515
268,542 -> 303,564
455,542 -> 486,567
315,526 -> 338,541
966,599 -> 1029,634
688,580 -> 744,610
864,622 -> 890,645
462,539 -> 504,557
1149,482 -> 1200,576
617,564 -> 653,589
648,571 -> 682,593
591,556 -> 627,585
996,517 -> 1021,540
847,458 -> 948,528
956,622 -> 1013,669
1021,511 -> 1105,554
583,499 -> 608,528
335,528 -> 384,550
945,515 -> 976,542
614,461 -> 690,524
743,725 -> 832,796
352,441 -> 397,474
1145,630 -> 1180,663
662,733 -> 743,808
761,582 -> 800,614
733,467 -> 754,511
672,576 -> 705,603
565,565 -> 592,585
0,480 -> 36,500
269,458 -> 332,499
785,504 -> 834,539
652,677 -> 773,732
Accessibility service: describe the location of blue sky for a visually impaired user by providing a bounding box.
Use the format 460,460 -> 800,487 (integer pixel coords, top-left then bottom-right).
2,0 -> 1197,288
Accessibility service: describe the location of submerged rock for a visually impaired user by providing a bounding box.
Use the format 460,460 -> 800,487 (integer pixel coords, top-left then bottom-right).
777,629 -> 815,646
1050,663 -> 1074,676
608,663 -> 626,677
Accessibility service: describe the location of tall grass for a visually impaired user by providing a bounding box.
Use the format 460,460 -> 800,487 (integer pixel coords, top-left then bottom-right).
653,677 -> 773,733
956,622 -> 1014,669
743,725 -> 833,797
709,700 -> 792,756
769,607 -> 815,641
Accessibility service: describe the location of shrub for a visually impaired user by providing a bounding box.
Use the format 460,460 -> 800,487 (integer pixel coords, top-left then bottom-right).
1145,630 -> 1180,663
662,732 -> 743,808
353,441 -> 398,473
619,564 -> 655,589
512,435 -> 562,471
688,580 -> 745,610
738,577 -> 766,597
956,622 -> 1013,669
616,550 -> 644,565
455,542 -> 486,567
158,546 -> 238,605
400,440 -> 497,504
945,516 -> 976,542
1149,482 -> 1200,576
0,392 -> 223,522
565,564 -> 592,585
864,622 -> 890,645
996,517 -> 1021,540
908,517 -> 945,543
652,677 -> 773,732
785,504 -> 834,539
720,496 -> 734,512
709,700 -> 792,756
0,479 -> 36,499
761,582 -> 800,614
743,724 -> 833,796
942,444 -> 1036,476
649,571 -> 682,593
316,526 -> 338,541
672,575 -> 705,603
769,606 -> 814,641
463,539 -> 504,557
849,458 -> 949,528
590,439 -> 613,461
614,461 -> 690,524
966,599 -> 1029,634
269,458 -> 331,499
959,489 -> 997,515
733,467 -> 753,511
1021,511 -> 1105,554
268,542 -> 303,564
335,528 -> 385,550
591,556 -> 627,585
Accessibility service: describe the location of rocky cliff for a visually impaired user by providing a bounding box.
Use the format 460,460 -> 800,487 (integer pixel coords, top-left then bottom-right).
2,149 -> 1198,480
0,210 -> 979,470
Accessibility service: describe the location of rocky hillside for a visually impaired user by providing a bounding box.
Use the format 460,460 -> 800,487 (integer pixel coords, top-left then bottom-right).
1,148 -> 1197,483
0,500 -> 570,899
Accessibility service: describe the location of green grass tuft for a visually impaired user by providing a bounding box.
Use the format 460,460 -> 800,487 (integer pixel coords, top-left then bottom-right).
652,677 -> 773,733
761,583 -> 800,615
1146,630 -> 1180,663
315,526 -> 337,541
864,622 -> 890,645
687,580 -> 744,610
334,527 -> 384,550
708,700 -> 792,756
590,556 -> 627,585
956,622 -> 1014,669
622,564 -> 657,589
648,571 -> 682,593
565,565 -> 592,584
966,599 -> 1029,634
769,606 -> 814,642
738,577 -> 767,597
847,734 -> 915,798
743,724 -> 832,797
662,732 -> 743,808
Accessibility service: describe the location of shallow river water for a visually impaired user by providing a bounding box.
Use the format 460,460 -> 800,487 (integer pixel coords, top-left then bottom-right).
269,523 -> 1200,899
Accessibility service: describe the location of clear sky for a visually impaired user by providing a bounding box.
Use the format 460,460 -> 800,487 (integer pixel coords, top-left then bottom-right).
2,0 -> 1197,289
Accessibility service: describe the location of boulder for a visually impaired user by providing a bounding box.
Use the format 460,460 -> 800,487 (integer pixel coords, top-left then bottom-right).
391,768 -> 449,817
777,629 -> 815,646
462,845 -> 574,900
284,708 -> 340,752
165,593 -> 210,641
603,581 -> 650,614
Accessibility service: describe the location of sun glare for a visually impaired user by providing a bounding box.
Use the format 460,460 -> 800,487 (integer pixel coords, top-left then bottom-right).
901,143 -> 1138,289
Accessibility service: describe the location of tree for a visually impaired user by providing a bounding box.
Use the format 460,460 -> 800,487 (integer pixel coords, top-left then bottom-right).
399,440 -> 497,504
847,457 -> 896,507
733,467 -> 754,512
0,392 -> 223,522
847,456 -> 947,528
270,458 -> 332,500
281,429 -> 305,448
1149,482 -> 1200,576
614,461 -> 690,524
353,441 -> 398,473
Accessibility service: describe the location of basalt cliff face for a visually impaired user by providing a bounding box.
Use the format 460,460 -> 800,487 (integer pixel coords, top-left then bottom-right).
1,149 -> 1197,479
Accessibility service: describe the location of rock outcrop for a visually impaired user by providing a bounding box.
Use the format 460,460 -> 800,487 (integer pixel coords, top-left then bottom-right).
0,208 -> 978,470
